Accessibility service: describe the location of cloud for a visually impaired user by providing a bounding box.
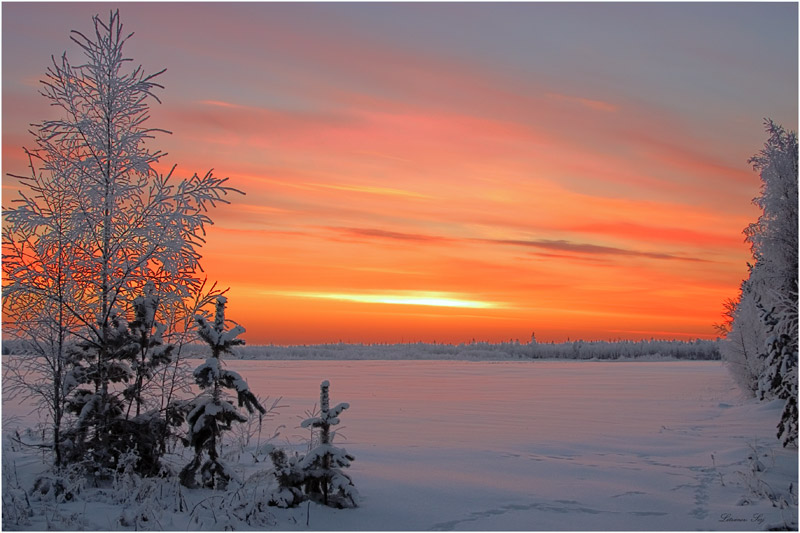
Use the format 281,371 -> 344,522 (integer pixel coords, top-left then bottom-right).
568,221 -> 743,248
331,227 -> 453,244
545,92 -> 618,112
481,238 -> 710,262
162,99 -> 363,143
310,182 -> 431,200
327,226 -> 709,262
626,131 -> 754,184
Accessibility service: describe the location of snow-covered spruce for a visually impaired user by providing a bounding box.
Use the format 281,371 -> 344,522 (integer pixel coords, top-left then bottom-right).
125,282 -> 175,420
757,303 -> 798,447
60,286 -> 177,477
299,380 -> 358,508
266,447 -> 306,508
179,296 -> 265,490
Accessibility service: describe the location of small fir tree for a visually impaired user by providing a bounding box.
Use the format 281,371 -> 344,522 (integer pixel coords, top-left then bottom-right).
299,380 -> 358,508
266,447 -> 306,508
62,309 -> 138,475
124,282 -> 175,419
180,296 -> 265,489
61,284 -> 177,477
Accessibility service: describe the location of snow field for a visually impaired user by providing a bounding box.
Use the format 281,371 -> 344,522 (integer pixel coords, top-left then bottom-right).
2,360 -> 797,530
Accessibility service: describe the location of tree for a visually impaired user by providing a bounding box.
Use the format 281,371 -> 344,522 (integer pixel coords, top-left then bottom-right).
266,447 -> 306,508
747,121 -> 798,448
123,282 -> 175,418
720,120 -> 798,447
299,380 -> 358,508
718,278 -> 767,396
745,121 -> 798,296
2,10 -> 241,470
2,148 -> 82,466
59,284 -> 180,476
180,296 -> 265,490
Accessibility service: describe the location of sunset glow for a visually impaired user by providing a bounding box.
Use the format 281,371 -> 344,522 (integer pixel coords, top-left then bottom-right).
2,3 -> 797,344
267,291 -> 503,310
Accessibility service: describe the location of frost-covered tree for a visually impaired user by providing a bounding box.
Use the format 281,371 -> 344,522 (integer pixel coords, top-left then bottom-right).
2,147 -> 87,467
718,279 -> 767,395
2,10 -> 241,469
266,447 -> 306,508
721,120 -> 798,447
745,122 -> 798,296
180,296 -> 265,490
56,282 -> 181,476
124,282 -> 175,418
756,294 -> 798,447
299,380 -> 358,508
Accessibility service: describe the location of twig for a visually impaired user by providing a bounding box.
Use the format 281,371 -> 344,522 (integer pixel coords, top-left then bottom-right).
9,434 -> 52,450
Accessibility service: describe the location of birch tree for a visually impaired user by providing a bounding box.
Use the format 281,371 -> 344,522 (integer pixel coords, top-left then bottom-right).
2,151 -> 83,466
3,10 -> 242,472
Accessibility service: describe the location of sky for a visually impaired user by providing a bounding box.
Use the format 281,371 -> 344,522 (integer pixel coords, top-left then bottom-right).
2,2 -> 798,345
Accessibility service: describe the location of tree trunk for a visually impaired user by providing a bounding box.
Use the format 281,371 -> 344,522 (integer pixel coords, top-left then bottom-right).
320,381 -> 330,505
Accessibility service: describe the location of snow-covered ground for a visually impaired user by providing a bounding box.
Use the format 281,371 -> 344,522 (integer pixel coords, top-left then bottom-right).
3,360 -> 797,530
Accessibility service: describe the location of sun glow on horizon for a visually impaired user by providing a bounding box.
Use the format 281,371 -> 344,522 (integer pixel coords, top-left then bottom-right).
265,290 -> 503,310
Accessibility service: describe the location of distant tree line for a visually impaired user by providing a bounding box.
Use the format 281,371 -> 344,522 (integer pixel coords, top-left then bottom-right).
523,338 -> 719,360
221,338 -> 720,361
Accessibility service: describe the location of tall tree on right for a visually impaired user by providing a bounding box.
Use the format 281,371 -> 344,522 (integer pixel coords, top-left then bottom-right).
721,120 -> 798,447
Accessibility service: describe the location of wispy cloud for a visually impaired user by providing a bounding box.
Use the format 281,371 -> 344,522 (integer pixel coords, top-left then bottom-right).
331,227 -> 453,244
310,183 -> 431,199
479,238 -> 710,262
568,221 -> 743,248
327,226 -> 710,262
545,92 -> 618,112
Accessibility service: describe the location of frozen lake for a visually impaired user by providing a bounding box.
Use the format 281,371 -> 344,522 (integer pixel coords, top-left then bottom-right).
212,359 -> 795,530
3,359 -> 796,530
240,359 -> 734,451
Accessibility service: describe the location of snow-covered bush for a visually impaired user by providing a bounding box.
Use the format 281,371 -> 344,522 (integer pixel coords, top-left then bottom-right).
179,296 -> 265,490
299,380 -> 358,508
30,462 -> 85,504
266,447 -> 306,508
61,310 -> 139,476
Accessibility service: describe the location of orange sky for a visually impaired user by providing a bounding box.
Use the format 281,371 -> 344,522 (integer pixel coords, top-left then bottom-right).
3,3 -> 798,344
